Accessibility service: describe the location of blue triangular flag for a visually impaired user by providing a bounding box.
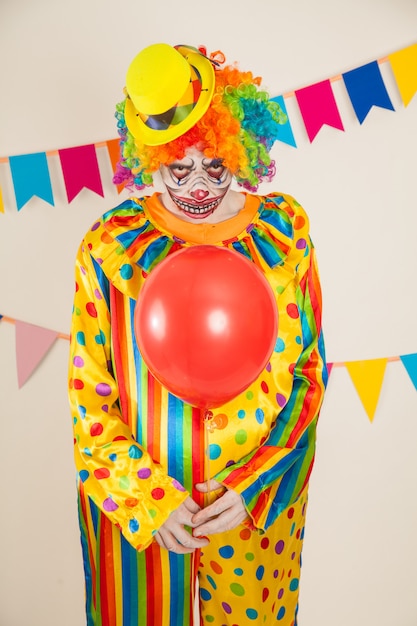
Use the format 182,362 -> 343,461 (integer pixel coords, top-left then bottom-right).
342,61 -> 395,124
400,353 -> 417,391
270,95 -> 297,147
9,152 -> 54,211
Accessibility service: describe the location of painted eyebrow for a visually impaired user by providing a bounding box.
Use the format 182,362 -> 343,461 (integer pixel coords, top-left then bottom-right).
202,158 -> 224,166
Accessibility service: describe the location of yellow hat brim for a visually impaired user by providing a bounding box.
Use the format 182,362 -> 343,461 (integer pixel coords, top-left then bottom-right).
125,48 -> 215,147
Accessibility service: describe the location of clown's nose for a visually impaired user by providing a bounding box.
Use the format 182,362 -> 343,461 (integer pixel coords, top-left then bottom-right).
190,189 -> 209,201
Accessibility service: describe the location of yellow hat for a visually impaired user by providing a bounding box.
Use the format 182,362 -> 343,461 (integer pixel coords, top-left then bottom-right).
124,43 -> 215,146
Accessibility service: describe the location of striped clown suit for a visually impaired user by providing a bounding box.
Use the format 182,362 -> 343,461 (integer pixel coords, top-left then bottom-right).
68,191 -> 327,626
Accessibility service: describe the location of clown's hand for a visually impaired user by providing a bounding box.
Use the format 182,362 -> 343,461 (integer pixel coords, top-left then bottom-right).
192,479 -> 249,536
154,497 -> 210,554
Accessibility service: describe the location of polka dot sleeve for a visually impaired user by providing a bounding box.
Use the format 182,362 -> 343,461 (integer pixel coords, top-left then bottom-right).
68,241 -> 189,551
214,234 -> 327,532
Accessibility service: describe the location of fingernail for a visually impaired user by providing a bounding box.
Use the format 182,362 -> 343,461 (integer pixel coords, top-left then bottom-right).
195,534 -> 209,541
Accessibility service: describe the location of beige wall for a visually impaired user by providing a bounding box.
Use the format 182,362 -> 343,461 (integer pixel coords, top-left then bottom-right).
0,0 -> 416,624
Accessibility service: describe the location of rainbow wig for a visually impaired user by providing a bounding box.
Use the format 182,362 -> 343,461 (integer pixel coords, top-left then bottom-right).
113,50 -> 287,192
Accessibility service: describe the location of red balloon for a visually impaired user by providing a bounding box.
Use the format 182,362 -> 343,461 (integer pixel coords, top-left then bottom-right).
134,246 -> 278,409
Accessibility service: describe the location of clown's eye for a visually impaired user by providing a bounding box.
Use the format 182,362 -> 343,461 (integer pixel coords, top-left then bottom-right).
205,160 -> 225,180
169,164 -> 192,181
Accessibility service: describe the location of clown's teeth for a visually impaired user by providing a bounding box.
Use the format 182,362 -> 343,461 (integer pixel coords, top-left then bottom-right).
175,198 -> 220,213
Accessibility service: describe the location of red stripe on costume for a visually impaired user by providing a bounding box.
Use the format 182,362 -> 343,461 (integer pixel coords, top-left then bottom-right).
145,546 -> 155,623
146,373 -> 156,459
250,486 -> 272,523
109,286 -> 130,425
192,408 -> 206,507
124,228 -> 159,258
153,377 -> 162,463
286,354 -> 320,448
102,516 -> 116,626
222,446 -> 279,487
192,408 -> 206,594
106,213 -> 143,231
144,542 -> 163,625
152,542 -> 163,624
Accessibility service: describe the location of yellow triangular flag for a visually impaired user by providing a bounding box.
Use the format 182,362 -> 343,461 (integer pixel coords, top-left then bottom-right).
345,358 -> 388,422
0,186 -> 4,213
389,43 -> 417,107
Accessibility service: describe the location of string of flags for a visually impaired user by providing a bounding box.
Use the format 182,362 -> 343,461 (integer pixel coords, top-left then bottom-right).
0,43 -> 416,213
2,44 -> 417,420
1,313 -> 416,422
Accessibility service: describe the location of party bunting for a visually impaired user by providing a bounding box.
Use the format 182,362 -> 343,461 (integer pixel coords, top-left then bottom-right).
342,61 -> 395,124
9,152 -> 54,210
0,186 -> 4,213
270,96 -> 297,147
14,320 -> 58,388
345,358 -> 388,422
58,144 -> 104,203
389,43 -> 417,107
295,80 -> 345,142
2,312 -> 417,423
400,353 -> 417,391
0,43 -> 416,212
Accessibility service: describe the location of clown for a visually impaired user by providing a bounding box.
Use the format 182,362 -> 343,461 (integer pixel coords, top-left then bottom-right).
68,43 -> 327,626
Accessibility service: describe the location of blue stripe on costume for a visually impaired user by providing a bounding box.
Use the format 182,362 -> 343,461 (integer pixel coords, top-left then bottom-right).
169,553 -> 187,625
121,534 -> 139,624
251,227 -> 287,267
92,255 -> 110,309
78,497 -> 95,626
240,448 -> 303,507
90,497 -> 99,535
231,239 -> 251,260
137,236 -> 173,272
116,222 -> 153,249
260,207 -> 293,239
167,395 -> 185,486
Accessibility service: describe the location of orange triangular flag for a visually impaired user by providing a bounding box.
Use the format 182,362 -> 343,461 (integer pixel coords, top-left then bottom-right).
345,358 -> 388,422
389,43 -> 417,106
106,138 -> 126,194
15,320 -> 58,388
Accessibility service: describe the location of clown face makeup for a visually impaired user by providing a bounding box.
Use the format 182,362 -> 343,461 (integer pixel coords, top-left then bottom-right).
159,147 -> 233,221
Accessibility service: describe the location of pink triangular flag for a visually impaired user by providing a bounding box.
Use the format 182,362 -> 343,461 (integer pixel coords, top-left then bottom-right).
326,362 -> 334,379
295,79 -> 345,142
15,320 -> 58,388
58,144 -> 104,203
